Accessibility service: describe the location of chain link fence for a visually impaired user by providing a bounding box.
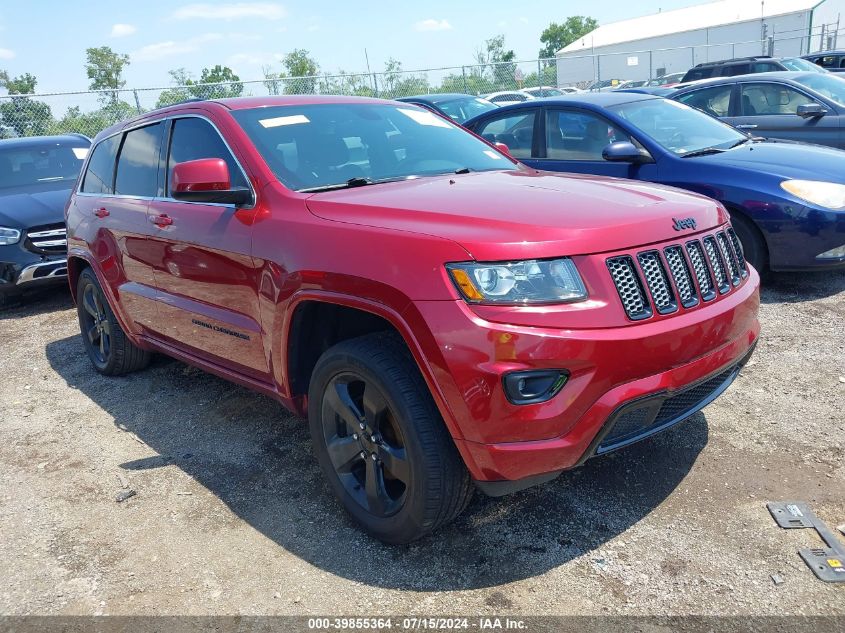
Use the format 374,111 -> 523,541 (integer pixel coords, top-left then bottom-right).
1,28 -> 842,140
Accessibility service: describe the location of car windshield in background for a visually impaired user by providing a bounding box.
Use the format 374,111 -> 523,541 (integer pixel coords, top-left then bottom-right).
781,57 -> 827,73
0,143 -> 88,190
436,97 -> 498,123
232,103 -> 515,191
793,73 -> 845,106
609,98 -> 746,156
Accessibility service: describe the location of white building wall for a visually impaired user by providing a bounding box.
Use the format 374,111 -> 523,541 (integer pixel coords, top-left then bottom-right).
556,11 -> 812,86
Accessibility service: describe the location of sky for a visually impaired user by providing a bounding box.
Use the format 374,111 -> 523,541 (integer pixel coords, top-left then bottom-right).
0,0 -> 708,94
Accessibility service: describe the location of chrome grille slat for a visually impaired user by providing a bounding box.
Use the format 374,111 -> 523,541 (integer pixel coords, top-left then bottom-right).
25,223 -> 67,254
726,228 -> 748,277
607,256 -> 651,320
685,240 -> 716,302
716,231 -> 740,286
664,246 -> 698,308
702,235 -> 730,294
637,251 -> 677,314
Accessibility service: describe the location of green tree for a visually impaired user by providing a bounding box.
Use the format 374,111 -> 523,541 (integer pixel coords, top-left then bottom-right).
282,49 -> 319,94
190,65 -> 243,99
471,35 -> 516,92
0,71 -> 53,136
155,68 -> 193,108
539,16 -> 598,59
262,65 -> 283,95
85,46 -> 130,106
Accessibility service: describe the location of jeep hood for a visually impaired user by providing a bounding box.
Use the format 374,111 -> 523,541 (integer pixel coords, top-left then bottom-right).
305,169 -> 725,261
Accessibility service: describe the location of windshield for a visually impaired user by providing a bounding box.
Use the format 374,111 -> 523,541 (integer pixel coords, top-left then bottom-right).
0,142 -> 88,190
437,96 -> 498,123
232,103 -> 516,192
781,57 -> 827,73
793,73 -> 845,106
609,98 -> 746,155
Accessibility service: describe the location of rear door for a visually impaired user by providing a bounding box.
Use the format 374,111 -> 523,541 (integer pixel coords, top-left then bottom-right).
145,115 -> 269,379
73,125 -> 162,330
727,81 -> 841,147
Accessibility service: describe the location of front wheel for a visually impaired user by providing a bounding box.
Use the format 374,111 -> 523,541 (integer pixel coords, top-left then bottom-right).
76,268 -> 151,375
729,212 -> 767,274
308,333 -> 473,544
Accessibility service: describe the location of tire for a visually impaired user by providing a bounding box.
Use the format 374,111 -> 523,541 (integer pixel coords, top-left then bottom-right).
76,268 -> 151,376
308,332 -> 473,544
729,211 -> 767,274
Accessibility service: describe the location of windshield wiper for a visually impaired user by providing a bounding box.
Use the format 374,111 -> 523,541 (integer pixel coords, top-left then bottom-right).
454,167 -> 471,174
727,138 -> 751,149
680,147 -> 726,158
299,176 -> 373,193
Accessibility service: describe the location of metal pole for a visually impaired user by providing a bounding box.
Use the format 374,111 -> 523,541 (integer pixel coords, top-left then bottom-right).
649,50 -> 653,80
596,54 -> 601,84
462,66 -> 467,93
538,59 -> 542,91
133,90 -> 142,114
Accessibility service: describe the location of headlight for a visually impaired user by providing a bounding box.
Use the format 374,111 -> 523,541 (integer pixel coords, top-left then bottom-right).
446,258 -> 588,304
780,180 -> 845,210
0,227 -> 21,246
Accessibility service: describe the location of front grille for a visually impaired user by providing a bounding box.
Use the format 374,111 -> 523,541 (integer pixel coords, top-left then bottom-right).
596,362 -> 742,454
606,256 -> 651,320
637,251 -> 677,314
607,225 -> 747,321
25,223 -> 67,255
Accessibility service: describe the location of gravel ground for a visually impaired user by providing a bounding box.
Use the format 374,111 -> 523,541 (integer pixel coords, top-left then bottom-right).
0,271 -> 843,617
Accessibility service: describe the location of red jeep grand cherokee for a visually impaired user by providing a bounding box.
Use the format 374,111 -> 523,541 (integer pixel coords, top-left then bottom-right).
65,96 -> 759,543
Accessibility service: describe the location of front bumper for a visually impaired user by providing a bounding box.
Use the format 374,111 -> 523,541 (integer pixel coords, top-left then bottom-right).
413,265 -> 760,484
1,254 -> 68,296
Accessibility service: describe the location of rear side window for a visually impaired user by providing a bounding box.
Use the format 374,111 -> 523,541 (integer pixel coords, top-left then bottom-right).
81,135 -> 121,194
115,123 -> 163,197
474,111 -> 537,158
167,117 -> 247,195
677,85 -> 733,117
722,64 -> 750,77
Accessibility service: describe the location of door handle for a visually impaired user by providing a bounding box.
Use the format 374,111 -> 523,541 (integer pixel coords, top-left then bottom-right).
735,124 -> 758,129
151,214 -> 173,227
93,207 -> 109,218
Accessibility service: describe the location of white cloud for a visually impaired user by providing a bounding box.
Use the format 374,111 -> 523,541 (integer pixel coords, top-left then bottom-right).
172,2 -> 286,20
132,33 -> 222,62
414,18 -> 452,32
0,47 -> 14,59
110,23 -> 137,37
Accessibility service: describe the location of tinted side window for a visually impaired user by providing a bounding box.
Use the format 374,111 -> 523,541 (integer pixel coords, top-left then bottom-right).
751,62 -> 780,72
677,85 -> 733,117
167,117 -> 247,195
740,83 -> 818,115
545,110 -> 630,161
81,135 -> 121,194
723,64 -> 750,77
115,123 -> 163,197
474,111 -> 536,158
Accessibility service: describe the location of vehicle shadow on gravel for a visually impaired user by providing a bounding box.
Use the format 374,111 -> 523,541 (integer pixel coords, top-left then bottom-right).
0,286 -> 72,320
47,334 -> 708,591
761,269 -> 845,304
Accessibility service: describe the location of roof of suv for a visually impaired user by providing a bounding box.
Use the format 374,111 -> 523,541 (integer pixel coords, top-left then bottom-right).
0,133 -> 90,148
691,56 -> 774,68
672,70 -> 822,92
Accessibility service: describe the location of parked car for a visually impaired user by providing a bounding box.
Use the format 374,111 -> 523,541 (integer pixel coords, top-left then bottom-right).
680,56 -> 825,83
396,93 -> 497,124
646,72 -> 686,87
801,50 -> 845,73
613,80 -> 648,90
0,134 -> 90,307
588,79 -> 626,92
483,90 -> 534,106
616,86 -> 678,97
464,93 -> 845,272
521,86 -> 582,97
66,95 -> 759,543
672,71 -> 845,149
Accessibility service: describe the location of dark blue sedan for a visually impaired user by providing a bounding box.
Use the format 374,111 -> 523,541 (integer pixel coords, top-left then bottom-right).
396,93 -> 497,125
464,93 -> 845,272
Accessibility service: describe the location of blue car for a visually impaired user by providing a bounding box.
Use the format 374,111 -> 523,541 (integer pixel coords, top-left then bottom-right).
396,93 -> 498,125
464,93 -> 845,272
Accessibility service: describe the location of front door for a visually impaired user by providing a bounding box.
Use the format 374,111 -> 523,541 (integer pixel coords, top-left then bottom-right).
145,115 -> 269,380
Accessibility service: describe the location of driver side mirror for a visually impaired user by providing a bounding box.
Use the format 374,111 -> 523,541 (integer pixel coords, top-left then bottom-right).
602,142 -> 654,164
494,142 -> 512,157
797,103 -> 827,118
171,158 -> 253,206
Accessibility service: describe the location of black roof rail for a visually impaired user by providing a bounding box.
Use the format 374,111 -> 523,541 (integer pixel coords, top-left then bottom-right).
694,55 -> 772,68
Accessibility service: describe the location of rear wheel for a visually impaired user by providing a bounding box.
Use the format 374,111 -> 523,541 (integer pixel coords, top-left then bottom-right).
76,268 -> 150,375
308,332 -> 473,544
729,212 -> 767,274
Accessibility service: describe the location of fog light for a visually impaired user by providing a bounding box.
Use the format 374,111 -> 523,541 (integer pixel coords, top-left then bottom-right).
503,370 -> 568,405
816,244 -> 845,260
